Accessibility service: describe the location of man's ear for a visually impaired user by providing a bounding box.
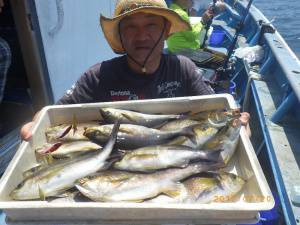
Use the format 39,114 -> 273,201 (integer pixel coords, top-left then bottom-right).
164,21 -> 172,39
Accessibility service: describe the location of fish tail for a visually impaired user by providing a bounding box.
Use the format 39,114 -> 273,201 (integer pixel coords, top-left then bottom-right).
179,124 -> 200,144
97,121 -> 120,161
194,161 -> 225,173
204,148 -> 224,162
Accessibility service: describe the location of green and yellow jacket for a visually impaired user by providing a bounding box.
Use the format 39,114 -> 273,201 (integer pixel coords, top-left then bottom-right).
167,3 -> 206,53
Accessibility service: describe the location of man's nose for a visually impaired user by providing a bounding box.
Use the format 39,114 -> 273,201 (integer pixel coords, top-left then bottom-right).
135,27 -> 150,41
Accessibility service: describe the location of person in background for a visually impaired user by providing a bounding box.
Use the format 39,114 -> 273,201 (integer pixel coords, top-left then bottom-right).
20,0 -> 250,140
166,0 -> 225,53
190,0 -> 226,17
0,0 -> 11,103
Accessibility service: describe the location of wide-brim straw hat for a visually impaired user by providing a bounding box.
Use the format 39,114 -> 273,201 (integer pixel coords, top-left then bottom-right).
100,0 -> 191,54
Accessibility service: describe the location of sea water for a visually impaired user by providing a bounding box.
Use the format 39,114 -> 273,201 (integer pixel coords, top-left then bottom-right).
255,0 -> 300,59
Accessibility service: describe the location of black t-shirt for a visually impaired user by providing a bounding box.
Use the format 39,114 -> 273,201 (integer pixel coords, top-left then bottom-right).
57,54 -> 214,104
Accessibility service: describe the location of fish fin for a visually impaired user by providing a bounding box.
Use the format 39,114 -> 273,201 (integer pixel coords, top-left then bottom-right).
205,148 -> 225,163
72,114 -> 78,135
38,185 -> 46,201
120,113 -> 137,122
58,125 -> 72,139
45,154 -> 54,164
180,124 -> 204,144
168,136 -> 189,145
42,142 -> 62,154
163,182 -> 186,198
196,188 -> 214,203
152,120 -> 169,129
22,165 -> 43,179
119,127 -> 135,135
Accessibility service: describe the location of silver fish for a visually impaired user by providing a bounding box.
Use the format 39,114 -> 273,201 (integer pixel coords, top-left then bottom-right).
100,108 -> 185,127
35,141 -> 102,159
114,145 -> 222,172
189,109 -> 241,128
45,122 -> 99,143
10,121 -> 120,200
146,176 -> 216,203
84,124 -> 196,150
202,119 -> 241,164
159,119 -> 200,131
196,172 -> 245,203
76,162 -> 223,202
167,122 -> 220,148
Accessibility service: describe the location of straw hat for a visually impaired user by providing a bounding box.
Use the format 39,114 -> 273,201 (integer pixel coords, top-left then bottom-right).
100,0 -> 191,54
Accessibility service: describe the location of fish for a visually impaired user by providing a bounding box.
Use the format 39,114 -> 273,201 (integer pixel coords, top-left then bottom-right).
45,121 -> 99,143
159,119 -> 201,131
146,172 -> 244,204
189,109 -> 241,128
10,121 -> 120,200
99,108 -> 186,127
146,177 -> 216,203
167,122 -> 220,148
75,162 -> 224,202
196,172 -> 245,203
84,124 -> 197,150
35,141 -> 102,159
114,145 -> 222,172
48,190 -> 90,203
202,119 -> 242,164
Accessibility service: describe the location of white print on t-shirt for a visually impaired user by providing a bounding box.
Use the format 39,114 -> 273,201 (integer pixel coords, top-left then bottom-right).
110,90 -> 140,101
157,81 -> 181,98
110,90 -> 131,96
65,84 -> 76,97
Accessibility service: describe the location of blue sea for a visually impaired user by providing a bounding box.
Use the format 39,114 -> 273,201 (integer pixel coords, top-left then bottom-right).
255,0 -> 300,59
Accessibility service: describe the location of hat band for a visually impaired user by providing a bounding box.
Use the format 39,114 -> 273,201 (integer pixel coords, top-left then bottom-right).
120,3 -> 160,14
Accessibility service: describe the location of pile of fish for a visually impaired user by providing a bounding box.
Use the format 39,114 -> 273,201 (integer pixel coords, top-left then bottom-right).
10,107 -> 246,203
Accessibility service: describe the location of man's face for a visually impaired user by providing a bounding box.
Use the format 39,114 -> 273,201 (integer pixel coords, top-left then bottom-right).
119,13 -> 169,65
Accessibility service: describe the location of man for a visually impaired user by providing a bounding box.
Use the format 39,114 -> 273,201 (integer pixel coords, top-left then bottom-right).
21,0 -> 249,140
190,0 -> 226,17
166,0 -> 225,52
0,0 -> 11,103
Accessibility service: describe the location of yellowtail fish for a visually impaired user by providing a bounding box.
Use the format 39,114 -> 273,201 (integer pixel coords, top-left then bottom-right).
202,119 -> 242,164
167,123 -> 220,148
114,145 -> 222,172
10,122 -> 120,200
196,172 -> 245,203
146,177 -> 217,203
84,124 -> 197,150
99,108 -> 187,127
45,121 -> 99,143
76,162 -> 224,202
35,141 -> 102,159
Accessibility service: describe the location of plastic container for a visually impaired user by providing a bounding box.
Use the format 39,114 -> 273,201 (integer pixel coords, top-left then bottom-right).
260,192 -> 280,225
238,221 -> 263,225
209,29 -> 226,47
0,95 -> 274,224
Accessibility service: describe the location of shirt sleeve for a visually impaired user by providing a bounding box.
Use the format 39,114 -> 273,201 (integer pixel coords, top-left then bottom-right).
56,65 -> 101,105
185,59 -> 215,96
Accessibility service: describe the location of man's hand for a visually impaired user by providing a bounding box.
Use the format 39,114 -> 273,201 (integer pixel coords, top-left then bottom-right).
240,112 -> 250,126
201,9 -> 214,25
240,112 -> 251,137
20,122 -> 34,141
20,111 -> 41,141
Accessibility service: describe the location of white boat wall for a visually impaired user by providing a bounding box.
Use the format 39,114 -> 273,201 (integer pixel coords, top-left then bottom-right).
0,0 -> 299,224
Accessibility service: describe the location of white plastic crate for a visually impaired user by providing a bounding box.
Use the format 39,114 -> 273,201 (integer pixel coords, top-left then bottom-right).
0,94 -> 274,224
